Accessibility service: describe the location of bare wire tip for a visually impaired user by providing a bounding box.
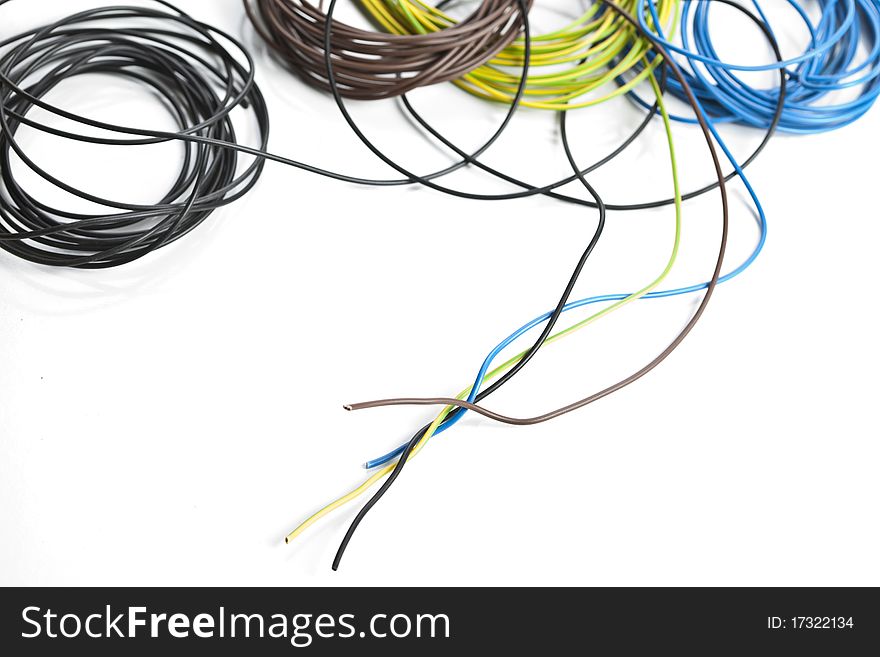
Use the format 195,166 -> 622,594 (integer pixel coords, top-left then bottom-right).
284,536 -> 290,545
343,404 -> 353,411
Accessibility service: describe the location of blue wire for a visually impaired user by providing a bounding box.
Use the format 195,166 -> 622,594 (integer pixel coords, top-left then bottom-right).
627,0 -> 880,133
364,0 -> 878,469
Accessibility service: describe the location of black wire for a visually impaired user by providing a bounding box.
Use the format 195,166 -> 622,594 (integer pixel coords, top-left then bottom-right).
330,99 -> 608,569
325,0 -> 620,570
327,0 -> 789,570
0,3 -> 269,267
323,0 -> 608,570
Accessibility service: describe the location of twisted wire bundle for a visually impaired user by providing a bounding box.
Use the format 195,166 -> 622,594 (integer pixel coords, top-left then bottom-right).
360,0 -> 679,109
244,0 -> 532,99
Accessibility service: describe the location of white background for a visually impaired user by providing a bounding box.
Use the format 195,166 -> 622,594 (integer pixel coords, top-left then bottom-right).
1,0 -> 878,586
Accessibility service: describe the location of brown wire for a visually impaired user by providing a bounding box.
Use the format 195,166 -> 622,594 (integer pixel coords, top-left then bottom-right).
244,0 -> 531,99
344,0 -> 731,426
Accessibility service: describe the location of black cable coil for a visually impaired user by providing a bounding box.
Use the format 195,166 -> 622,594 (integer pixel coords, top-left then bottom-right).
0,2 -> 269,268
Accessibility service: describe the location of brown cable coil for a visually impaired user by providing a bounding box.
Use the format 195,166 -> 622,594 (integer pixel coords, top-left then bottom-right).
244,0 -> 532,99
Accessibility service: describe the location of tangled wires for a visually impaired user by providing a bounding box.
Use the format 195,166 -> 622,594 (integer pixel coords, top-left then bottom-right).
0,1 -> 269,268
244,0 -> 531,99
0,0 -> 795,572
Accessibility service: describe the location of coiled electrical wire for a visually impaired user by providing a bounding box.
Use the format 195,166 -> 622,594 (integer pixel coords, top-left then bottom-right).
244,0 -> 531,99
0,2 -> 271,268
630,0 -> 880,132
359,0 -> 679,109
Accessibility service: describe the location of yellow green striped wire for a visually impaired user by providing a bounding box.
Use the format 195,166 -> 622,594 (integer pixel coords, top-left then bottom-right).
358,0 -> 680,109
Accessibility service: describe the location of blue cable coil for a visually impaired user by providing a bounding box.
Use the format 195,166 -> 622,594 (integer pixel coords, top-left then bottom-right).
364,0 -> 879,469
629,0 -> 880,133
